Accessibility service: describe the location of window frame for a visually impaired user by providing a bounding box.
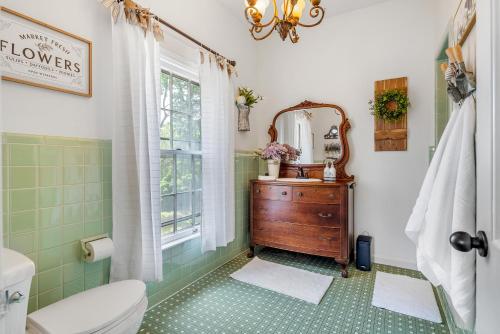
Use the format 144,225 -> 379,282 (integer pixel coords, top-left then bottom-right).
160,68 -> 202,246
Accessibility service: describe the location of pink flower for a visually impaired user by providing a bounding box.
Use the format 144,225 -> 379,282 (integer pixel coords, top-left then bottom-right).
260,142 -> 301,161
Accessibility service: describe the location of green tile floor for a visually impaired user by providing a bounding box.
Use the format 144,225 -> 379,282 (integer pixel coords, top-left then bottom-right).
139,248 -> 450,334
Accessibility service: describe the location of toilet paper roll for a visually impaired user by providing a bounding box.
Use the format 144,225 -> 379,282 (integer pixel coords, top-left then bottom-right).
85,237 -> 114,263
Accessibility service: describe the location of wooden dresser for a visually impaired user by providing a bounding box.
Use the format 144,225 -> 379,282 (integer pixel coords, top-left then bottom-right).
249,180 -> 354,278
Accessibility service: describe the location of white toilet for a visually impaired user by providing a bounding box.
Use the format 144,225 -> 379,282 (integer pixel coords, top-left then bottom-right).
3,248 -> 148,334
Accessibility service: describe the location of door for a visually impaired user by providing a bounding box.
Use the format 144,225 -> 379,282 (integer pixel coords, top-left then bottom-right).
475,0 -> 500,332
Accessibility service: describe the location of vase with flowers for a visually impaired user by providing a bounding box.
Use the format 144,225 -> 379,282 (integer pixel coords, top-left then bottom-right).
282,144 -> 301,163
258,142 -> 301,178
236,87 -> 262,131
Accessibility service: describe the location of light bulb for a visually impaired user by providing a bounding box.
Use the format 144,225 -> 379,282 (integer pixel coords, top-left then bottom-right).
282,0 -> 306,19
246,0 -> 270,16
293,0 -> 306,19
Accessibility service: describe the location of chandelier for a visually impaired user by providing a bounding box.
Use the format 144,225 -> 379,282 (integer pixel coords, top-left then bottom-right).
245,0 -> 325,43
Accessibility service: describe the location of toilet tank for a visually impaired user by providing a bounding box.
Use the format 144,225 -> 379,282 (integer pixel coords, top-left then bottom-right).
2,248 -> 36,334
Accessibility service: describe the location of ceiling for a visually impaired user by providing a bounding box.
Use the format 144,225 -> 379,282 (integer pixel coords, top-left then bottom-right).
216,0 -> 392,19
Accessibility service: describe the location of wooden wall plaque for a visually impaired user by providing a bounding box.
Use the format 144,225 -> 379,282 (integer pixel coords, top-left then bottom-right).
374,77 -> 408,151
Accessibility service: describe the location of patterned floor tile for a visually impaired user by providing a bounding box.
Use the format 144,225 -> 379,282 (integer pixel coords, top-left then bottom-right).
139,248 -> 450,334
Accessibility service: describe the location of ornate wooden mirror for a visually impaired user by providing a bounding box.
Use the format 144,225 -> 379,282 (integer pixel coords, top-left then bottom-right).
268,100 -> 354,181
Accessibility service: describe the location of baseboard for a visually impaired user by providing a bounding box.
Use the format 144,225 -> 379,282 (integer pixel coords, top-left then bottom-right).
374,256 -> 417,270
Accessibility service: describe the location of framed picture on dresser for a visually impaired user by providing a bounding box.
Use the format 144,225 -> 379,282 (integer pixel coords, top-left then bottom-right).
0,7 -> 92,97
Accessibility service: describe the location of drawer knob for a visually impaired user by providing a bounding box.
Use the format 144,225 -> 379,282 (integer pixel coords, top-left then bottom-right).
282,191 -> 288,196
329,194 -> 335,198
297,192 -> 304,197
318,213 -> 333,218
256,189 -> 261,193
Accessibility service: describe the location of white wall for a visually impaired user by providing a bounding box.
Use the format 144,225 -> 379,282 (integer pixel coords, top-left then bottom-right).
1,0 -> 113,139
254,0 -> 437,268
0,0 -> 259,149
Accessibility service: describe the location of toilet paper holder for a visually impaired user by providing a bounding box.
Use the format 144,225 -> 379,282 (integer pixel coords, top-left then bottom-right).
81,234 -> 110,262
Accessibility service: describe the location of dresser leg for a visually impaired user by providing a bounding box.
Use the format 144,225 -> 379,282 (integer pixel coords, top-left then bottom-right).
339,261 -> 348,278
247,246 -> 255,258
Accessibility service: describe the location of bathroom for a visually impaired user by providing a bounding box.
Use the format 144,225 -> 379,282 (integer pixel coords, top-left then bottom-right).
0,0 -> 498,333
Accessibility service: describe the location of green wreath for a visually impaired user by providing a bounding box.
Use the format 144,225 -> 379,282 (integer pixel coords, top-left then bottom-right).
370,89 -> 410,121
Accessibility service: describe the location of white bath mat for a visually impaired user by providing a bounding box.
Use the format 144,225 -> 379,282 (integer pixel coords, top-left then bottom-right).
372,271 -> 442,323
230,257 -> 333,304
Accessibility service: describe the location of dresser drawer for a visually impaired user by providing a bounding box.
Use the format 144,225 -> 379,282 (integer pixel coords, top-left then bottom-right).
253,184 -> 292,201
253,200 -> 342,227
293,186 -> 342,204
253,221 -> 341,253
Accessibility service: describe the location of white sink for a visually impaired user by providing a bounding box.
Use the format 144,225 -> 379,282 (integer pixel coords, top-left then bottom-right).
276,178 -> 323,183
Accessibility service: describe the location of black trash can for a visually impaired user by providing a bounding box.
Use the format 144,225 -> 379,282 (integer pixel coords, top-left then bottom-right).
356,235 -> 372,271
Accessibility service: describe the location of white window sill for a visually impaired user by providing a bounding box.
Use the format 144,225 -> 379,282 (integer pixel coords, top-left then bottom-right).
161,232 -> 200,251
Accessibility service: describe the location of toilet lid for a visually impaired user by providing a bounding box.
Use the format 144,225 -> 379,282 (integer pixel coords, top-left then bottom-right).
27,280 -> 146,334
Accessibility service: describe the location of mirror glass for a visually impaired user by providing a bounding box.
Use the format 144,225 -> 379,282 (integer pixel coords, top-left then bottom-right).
275,107 -> 343,164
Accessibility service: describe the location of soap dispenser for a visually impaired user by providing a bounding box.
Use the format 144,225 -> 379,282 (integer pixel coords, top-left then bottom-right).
323,160 -> 336,182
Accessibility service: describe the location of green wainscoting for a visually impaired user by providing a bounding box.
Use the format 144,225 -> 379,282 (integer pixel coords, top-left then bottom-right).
2,133 -> 113,313
2,135 -> 257,313
145,152 -> 258,307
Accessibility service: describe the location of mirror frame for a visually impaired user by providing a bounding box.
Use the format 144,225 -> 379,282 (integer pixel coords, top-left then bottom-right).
268,100 -> 354,181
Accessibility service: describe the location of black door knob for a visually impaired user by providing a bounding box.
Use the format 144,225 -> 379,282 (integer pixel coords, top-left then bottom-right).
449,231 -> 488,257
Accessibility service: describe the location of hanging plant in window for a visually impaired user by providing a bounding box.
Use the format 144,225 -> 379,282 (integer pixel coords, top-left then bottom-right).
369,89 -> 410,121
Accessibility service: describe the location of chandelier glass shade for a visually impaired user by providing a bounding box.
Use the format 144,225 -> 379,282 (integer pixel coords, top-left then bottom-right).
244,0 -> 324,43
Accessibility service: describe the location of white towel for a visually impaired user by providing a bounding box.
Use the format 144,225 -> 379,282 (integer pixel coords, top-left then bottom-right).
405,96 -> 476,328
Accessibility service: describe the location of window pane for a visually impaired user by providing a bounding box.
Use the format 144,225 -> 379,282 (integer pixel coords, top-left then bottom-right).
193,156 -> 202,190
159,70 -> 201,243
191,83 -> 201,115
191,118 -> 201,142
161,195 -> 174,223
193,191 -> 202,215
176,193 -> 192,220
173,112 -> 190,142
172,76 -> 189,112
160,110 -> 171,149
161,223 -> 174,236
176,155 -> 192,192
178,218 -> 193,232
161,72 -> 171,110
160,155 -> 174,195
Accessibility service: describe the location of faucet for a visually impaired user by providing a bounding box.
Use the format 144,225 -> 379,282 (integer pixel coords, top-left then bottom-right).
296,166 -> 308,179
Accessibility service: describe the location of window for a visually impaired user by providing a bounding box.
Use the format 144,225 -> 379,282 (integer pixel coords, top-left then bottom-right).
160,70 -> 202,244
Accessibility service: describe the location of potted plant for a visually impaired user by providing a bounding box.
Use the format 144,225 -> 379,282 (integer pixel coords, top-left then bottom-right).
235,87 -> 262,131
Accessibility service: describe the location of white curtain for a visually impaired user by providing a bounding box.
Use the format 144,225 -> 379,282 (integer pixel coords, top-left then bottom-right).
200,52 -> 235,253
277,112 -> 296,145
405,96 -> 476,327
295,111 -> 313,163
110,15 -> 163,282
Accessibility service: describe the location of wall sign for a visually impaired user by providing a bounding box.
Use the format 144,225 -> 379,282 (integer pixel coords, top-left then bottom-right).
0,7 -> 92,97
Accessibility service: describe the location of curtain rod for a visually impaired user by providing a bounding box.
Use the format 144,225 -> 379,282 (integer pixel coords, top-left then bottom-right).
116,0 -> 237,67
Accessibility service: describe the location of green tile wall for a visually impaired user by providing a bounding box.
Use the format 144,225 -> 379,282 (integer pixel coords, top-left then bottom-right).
2,133 -> 112,313
145,152 -> 259,307
2,136 -> 257,312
